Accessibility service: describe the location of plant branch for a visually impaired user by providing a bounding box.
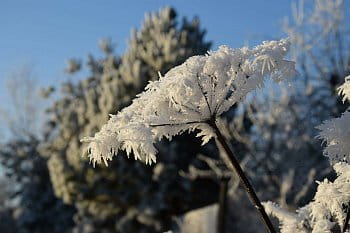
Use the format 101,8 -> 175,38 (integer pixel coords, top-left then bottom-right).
171,98 -> 202,116
149,120 -> 204,127
217,177 -> 229,233
196,73 -> 212,115
208,118 -> 276,233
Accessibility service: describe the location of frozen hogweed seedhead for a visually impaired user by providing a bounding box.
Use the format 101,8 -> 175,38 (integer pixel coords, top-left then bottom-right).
317,75 -> 350,163
82,39 -> 297,166
264,162 -> 350,233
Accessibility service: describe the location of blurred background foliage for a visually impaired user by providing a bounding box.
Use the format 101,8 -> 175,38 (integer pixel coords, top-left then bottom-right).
0,1 -> 349,232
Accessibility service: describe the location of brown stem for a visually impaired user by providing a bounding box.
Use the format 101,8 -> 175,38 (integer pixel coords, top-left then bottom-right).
209,119 -> 276,233
149,120 -> 204,127
217,177 -> 229,233
343,201 -> 350,233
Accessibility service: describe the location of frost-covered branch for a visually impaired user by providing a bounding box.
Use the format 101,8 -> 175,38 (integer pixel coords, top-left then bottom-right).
264,162 -> 350,233
81,38 -> 297,233
264,75 -> 350,233
82,39 -> 296,167
180,154 -> 231,180
317,75 -> 350,163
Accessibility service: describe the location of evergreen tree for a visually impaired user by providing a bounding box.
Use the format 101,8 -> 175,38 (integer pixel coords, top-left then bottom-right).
0,64 -> 75,233
41,7 -> 215,233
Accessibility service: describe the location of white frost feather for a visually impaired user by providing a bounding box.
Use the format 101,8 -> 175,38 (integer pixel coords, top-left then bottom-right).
317,76 -> 350,163
338,75 -> 350,103
264,163 -> 350,233
81,39 -> 297,166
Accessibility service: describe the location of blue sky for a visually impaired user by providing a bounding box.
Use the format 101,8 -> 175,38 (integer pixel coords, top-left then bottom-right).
0,0 -> 304,142
0,0 -> 294,92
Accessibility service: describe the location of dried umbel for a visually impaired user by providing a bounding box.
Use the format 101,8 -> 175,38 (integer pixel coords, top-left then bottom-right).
82,39 -> 296,167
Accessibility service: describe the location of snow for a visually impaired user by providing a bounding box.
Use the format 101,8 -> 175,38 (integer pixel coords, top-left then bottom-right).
81,39 -> 297,167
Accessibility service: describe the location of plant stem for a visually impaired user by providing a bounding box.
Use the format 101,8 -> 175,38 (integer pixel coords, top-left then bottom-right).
217,177 -> 229,233
209,119 -> 276,233
343,201 -> 350,233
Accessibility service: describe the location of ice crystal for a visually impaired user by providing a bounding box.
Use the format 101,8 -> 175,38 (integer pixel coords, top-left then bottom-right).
264,162 -> 350,233
82,39 -> 297,166
317,76 -> 350,163
338,75 -> 350,103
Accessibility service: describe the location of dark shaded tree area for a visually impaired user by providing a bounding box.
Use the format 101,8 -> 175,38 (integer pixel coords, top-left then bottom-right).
0,136 -> 75,233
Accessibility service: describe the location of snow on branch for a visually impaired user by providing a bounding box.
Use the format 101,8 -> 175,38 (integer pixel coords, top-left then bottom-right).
338,75 -> 350,103
317,75 -> 350,163
81,39 -> 297,166
317,111 -> 350,163
265,75 -> 350,232
264,162 -> 350,233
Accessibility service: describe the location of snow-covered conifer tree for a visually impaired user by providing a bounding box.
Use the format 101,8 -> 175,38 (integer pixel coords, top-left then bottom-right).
41,7 -> 215,233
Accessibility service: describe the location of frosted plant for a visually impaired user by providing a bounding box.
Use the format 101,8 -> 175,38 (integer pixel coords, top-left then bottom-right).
244,0 -> 348,220
264,76 -> 350,232
317,75 -> 350,163
82,38 -> 297,233
83,39 -> 296,166
317,111 -> 350,163
264,162 -> 350,233
338,76 -> 350,103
